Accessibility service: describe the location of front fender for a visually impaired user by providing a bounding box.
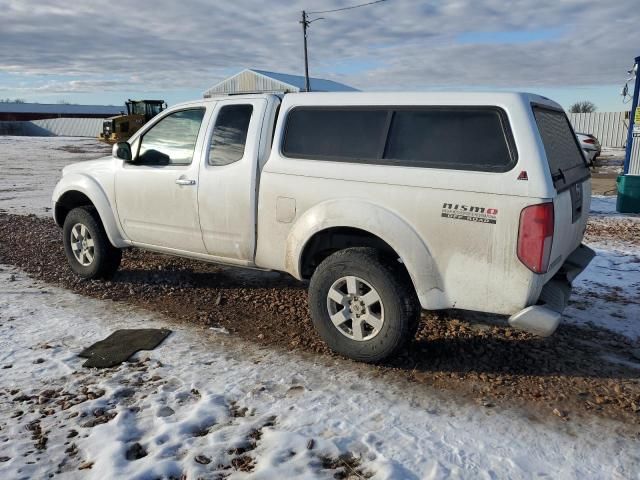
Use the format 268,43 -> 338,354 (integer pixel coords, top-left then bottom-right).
285,199 -> 446,309
52,173 -> 129,248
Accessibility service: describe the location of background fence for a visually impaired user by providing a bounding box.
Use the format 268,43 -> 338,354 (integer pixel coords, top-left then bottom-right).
568,111 -> 629,148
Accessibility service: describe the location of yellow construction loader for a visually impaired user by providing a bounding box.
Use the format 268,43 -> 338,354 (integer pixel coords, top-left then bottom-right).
99,99 -> 166,143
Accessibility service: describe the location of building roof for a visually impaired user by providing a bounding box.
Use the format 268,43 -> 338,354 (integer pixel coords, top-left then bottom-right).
0,102 -> 123,115
250,69 -> 358,92
203,68 -> 358,97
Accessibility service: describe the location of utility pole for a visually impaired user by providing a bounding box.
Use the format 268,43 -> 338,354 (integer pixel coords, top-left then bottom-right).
299,1 -> 387,92
623,55 -> 640,175
301,10 -> 311,92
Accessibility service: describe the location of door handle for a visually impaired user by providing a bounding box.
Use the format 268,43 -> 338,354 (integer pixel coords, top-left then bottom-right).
175,178 -> 196,186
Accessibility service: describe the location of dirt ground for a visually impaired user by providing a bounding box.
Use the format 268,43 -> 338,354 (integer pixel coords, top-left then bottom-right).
591,173 -> 618,196
1,213 -> 639,428
590,150 -> 625,195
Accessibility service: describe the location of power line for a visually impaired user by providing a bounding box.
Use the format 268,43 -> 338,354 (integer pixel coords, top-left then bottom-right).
301,0 -> 389,91
308,0 -> 387,16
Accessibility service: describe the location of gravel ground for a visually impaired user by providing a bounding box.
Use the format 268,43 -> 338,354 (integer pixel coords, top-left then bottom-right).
586,217 -> 640,245
1,213 -> 640,427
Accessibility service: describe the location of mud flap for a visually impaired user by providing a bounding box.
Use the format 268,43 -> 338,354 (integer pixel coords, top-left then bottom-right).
561,244 -> 595,283
538,279 -> 573,313
509,244 -> 595,336
540,243 -> 595,312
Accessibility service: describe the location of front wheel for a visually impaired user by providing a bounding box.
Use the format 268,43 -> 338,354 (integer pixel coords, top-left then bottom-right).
62,207 -> 121,279
308,247 -> 420,363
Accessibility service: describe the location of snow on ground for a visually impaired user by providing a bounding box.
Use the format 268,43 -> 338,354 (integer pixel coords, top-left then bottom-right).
594,147 -> 625,175
568,196 -> 640,340
1,136 -> 640,479
0,136 -> 110,217
590,195 -> 621,216
1,267 -> 638,480
590,195 -> 639,218
565,245 -> 640,341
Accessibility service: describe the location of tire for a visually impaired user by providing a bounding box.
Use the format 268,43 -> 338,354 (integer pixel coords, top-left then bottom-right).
308,247 -> 420,363
62,207 -> 121,279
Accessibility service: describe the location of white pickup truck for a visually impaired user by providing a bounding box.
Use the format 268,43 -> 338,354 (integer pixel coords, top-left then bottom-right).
53,92 -> 594,362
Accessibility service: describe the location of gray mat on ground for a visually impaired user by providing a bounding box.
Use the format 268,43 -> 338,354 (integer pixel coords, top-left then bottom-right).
79,328 -> 172,368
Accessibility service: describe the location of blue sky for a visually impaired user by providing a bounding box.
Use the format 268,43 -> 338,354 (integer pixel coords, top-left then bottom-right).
0,0 -> 637,111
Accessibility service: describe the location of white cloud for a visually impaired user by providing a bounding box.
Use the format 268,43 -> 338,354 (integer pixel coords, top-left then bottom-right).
0,0 -> 636,94
1,79 -> 135,93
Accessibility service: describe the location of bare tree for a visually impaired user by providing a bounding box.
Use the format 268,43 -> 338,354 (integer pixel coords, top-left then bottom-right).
569,101 -> 596,113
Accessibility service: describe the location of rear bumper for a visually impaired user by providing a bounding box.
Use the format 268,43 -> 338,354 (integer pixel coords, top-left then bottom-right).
508,244 -> 595,336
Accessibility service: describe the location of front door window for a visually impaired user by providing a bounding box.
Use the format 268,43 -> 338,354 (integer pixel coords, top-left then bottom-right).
137,109 -> 205,166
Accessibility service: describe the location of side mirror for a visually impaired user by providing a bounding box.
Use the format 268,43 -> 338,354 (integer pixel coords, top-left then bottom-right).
112,142 -> 132,162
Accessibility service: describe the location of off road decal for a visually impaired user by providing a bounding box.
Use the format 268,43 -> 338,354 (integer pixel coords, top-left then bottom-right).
441,203 -> 498,224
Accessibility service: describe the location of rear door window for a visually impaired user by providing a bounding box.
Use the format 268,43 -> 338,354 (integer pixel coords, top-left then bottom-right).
384,108 -> 515,171
282,108 -> 388,161
532,106 -> 590,189
208,104 -> 253,166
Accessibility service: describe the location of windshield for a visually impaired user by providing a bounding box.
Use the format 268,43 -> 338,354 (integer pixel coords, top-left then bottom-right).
147,103 -> 164,116
532,106 -> 590,190
129,102 -> 146,116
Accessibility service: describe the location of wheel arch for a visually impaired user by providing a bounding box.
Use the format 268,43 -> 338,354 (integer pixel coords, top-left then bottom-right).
285,199 -> 445,309
299,226 -> 397,278
53,174 -> 128,248
54,190 -> 93,226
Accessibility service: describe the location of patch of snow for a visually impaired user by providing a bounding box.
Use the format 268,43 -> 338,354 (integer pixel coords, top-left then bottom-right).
0,136 -> 110,217
600,147 -> 625,156
565,244 -> 640,341
1,267 -> 639,479
593,148 -> 624,175
209,326 -> 230,334
590,195 -> 640,219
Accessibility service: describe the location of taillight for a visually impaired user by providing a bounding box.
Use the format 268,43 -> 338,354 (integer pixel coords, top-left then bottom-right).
583,138 -> 596,144
517,203 -> 554,273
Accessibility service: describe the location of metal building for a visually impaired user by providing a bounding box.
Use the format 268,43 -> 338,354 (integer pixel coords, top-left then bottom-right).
0,102 -> 124,137
0,117 -> 108,137
31,117 -> 106,137
0,102 -> 123,121
203,68 -> 358,97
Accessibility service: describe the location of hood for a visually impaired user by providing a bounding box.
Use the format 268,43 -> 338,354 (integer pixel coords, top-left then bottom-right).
62,156 -> 113,177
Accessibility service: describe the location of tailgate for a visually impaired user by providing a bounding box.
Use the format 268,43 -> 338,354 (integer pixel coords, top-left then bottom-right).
532,105 -> 592,276
548,179 -> 591,275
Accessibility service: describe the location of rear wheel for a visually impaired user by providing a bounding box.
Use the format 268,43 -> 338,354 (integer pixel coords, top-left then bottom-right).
308,247 -> 420,363
62,207 -> 121,279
